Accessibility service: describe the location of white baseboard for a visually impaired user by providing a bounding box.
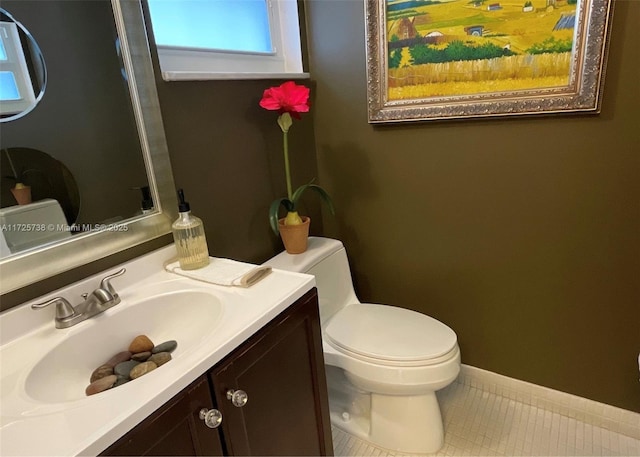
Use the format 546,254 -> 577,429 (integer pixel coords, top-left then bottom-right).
457,365 -> 640,440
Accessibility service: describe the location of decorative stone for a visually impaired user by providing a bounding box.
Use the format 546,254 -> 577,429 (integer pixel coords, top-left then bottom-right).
148,352 -> 171,367
114,360 -> 140,378
152,340 -> 177,354
128,335 -> 154,353
129,361 -> 157,379
84,337 -> 178,396
86,375 -> 117,396
90,364 -> 114,383
131,351 -> 151,362
104,351 -> 132,367
113,375 -> 130,388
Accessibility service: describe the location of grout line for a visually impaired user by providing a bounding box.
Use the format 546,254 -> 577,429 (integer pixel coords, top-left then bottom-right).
458,365 -> 640,440
331,371 -> 640,457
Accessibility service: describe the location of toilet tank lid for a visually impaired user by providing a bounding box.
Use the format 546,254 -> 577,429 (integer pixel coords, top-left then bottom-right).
262,237 -> 344,273
0,199 -> 62,216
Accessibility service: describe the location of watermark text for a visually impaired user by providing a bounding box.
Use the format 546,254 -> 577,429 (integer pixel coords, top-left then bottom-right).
0,223 -> 129,233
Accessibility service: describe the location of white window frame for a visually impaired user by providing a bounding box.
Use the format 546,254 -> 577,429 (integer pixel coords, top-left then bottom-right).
152,0 -> 308,81
0,21 -> 36,115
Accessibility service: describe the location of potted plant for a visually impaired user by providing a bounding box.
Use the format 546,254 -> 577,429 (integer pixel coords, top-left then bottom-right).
3,149 -> 32,205
259,81 -> 334,254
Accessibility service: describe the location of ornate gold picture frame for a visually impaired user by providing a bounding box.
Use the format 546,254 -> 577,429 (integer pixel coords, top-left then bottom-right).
366,0 -> 614,123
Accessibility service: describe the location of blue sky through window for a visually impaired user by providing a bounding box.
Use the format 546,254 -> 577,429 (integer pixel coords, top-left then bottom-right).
0,71 -> 20,101
147,0 -> 273,53
0,39 -> 7,61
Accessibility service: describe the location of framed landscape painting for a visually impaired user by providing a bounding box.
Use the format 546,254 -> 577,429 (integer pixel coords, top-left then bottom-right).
365,0 -> 614,122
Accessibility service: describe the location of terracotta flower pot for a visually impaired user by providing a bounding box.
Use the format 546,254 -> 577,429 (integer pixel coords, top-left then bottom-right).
278,216 -> 310,254
10,185 -> 32,205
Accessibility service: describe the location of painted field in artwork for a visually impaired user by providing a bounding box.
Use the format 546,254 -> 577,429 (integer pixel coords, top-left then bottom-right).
386,0 -> 578,100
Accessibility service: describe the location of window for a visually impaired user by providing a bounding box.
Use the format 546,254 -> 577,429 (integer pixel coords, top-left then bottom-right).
146,0 -> 307,81
0,21 -> 36,116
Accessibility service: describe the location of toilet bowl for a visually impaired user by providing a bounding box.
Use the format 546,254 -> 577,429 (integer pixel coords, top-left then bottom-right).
264,237 -> 461,454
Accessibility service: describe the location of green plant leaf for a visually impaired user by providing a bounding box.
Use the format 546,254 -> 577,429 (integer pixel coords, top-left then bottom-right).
269,197 -> 294,235
291,183 -> 335,215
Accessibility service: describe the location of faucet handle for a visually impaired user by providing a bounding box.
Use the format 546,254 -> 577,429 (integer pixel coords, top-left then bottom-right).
32,297 -> 76,320
99,268 -> 126,299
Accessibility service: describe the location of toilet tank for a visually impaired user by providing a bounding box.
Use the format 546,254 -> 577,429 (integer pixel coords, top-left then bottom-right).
264,237 -> 360,325
0,199 -> 71,255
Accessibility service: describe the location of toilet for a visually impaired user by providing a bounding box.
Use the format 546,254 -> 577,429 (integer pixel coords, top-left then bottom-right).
264,237 -> 460,454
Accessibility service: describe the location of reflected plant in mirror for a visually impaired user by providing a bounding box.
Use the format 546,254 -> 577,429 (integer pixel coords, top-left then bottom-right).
0,0 -> 177,296
3,148 -> 33,205
0,1 -> 152,258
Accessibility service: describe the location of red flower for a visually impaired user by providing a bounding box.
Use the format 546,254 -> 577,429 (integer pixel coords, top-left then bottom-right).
259,81 -> 310,119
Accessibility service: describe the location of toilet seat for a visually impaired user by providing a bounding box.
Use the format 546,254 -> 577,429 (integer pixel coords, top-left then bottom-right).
324,303 -> 458,367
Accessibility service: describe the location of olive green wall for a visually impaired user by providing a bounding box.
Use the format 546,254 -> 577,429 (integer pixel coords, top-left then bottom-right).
2,0 -> 636,414
0,3 -> 322,308
145,3 -> 323,265
151,77 -> 322,263
305,0 -> 640,412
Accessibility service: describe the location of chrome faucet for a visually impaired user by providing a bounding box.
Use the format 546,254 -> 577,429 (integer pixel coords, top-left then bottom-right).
31,268 -> 126,329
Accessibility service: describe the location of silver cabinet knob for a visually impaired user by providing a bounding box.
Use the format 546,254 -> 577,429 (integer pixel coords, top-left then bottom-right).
199,408 -> 222,428
226,389 -> 248,407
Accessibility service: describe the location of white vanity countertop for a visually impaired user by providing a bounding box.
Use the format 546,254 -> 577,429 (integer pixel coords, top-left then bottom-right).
0,245 -> 315,456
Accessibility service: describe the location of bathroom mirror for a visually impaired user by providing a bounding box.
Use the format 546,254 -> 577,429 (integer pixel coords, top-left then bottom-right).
0,0 -> 177,294
0,8 -> 46,122
1,0 -> 156,239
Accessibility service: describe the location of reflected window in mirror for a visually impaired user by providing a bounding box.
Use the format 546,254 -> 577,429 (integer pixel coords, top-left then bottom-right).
0,0 -> 177,296
0,21 -> 36,114
0,8 -> 46,121
0,1 -> 151,259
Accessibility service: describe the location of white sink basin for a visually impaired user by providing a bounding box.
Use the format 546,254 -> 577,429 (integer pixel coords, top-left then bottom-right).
0,245 -> 314,457
24,289 -> 223,403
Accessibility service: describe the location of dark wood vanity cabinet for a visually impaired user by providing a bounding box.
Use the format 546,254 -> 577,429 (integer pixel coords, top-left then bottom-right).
102,288 -> 333,456
102,375 -> 224,456
210,288 -> 332,455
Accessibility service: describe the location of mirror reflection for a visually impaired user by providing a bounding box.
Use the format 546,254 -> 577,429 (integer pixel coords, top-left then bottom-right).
0,1 -> 151,258
0,8 -> 46,122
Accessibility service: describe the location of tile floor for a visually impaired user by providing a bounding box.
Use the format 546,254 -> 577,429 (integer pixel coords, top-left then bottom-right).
332,380 -> 640,456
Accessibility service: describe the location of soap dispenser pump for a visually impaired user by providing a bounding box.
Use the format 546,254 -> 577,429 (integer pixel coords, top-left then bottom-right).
139,186 -> 154,214
132,186 -> 154,215
172,189 -> 210,270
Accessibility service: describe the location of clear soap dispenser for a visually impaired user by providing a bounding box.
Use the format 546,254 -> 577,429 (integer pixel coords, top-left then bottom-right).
172,189 -> 210,270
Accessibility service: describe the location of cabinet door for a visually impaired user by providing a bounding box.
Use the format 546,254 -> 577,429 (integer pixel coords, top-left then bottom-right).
101,375 -> 224,456
210,288 -> 333,456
